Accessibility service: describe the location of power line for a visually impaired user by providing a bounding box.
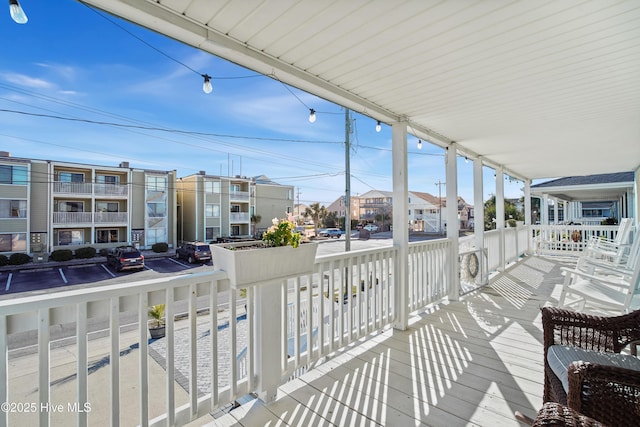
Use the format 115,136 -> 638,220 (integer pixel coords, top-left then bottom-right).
0,109 -> 342,144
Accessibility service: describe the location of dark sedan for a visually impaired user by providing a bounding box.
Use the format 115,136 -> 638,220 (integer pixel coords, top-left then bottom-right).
107,246 -> 145,272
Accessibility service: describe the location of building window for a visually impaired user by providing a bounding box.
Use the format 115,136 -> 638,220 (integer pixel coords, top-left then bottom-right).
230,204 -> 241,213
58,230 -> 84,246
96,202 -> 119,212
231,225 -> 241,236
0,233 -> 26,252
96,229 -> 119,243
96,175 -> 119,185
0,200 -> 27,218
0,165 -> 28,185
206,227 -> 220,241
146,175 -> 167,192
205,181 -> 220,193
147,202 -> 166,217
58,172 -> 84,183
58,201 -> 84,212
205,204 -> 220,217
146,228 -> 167,245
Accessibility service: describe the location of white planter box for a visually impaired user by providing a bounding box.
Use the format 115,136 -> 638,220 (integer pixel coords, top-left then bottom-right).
210,241 -> 318,288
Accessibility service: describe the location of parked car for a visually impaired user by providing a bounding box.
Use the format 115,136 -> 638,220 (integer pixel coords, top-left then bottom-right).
107,246 -> 145,272
363,224 -> 379,232
176,242 -> 212,263
319,228 -> 343,238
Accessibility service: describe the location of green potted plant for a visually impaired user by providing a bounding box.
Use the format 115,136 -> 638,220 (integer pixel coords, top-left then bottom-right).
211,215 -> 317,287
148,304 -> 166,339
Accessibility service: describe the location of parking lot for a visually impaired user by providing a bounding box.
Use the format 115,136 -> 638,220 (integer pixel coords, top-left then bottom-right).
0,233 -> 429,298
0,257 -> 212,296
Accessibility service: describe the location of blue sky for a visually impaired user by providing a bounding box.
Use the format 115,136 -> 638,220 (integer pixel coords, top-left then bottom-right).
1,1 -> 526,206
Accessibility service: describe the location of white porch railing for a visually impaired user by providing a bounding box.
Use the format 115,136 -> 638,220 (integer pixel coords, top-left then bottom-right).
1,230 -> 544,426
531,224 -> 624,255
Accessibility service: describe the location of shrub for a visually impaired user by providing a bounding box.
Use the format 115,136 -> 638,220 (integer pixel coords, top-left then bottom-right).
601,217 -> 618,225
152,242 -> 168,253
99,248 -> 110,257
50,249 -> 73,262
8,253 -> 31,265
75,247 -> 96,259
0,254 -> 7,266
506,219 -> 517,228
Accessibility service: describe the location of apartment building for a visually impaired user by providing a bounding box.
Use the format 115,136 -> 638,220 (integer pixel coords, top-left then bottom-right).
0,152 -> 177,255
177,173 -> 293,242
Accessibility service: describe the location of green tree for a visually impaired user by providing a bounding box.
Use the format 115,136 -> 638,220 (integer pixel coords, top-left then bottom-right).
304,202 -> 328,235
250,214 -> 262,237
483,196 -> 524,230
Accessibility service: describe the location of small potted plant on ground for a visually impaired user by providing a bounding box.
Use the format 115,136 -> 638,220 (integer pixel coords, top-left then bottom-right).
148,304 -> 166,339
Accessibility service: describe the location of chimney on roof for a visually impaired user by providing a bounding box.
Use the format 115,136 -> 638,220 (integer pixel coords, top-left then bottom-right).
119,161 -> 130,168
199,170 -> 206,175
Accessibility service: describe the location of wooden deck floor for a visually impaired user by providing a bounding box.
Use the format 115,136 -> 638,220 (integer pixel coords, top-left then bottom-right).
195,255 -> 578,427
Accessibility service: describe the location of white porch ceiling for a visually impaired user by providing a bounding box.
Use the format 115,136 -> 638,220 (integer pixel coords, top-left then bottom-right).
81,0 -> 640,181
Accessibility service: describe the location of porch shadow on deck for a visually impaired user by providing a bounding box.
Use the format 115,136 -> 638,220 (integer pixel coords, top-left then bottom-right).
192,255 -> 576,427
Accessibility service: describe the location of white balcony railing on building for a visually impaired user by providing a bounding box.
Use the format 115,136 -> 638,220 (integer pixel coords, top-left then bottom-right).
53,181 -> 93,194
229,191 -> 250,202
53,212 -> 128,225
230,212 -> 250,222
53,212 -> 93,224
94,183 -> 128,196
94,212 -> 128,224
53,182 -> 128,196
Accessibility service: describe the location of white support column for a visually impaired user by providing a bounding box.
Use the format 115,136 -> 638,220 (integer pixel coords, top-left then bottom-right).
524,180 -> 532,253
553,199 -> 559,225
446,144 -> 460,300
542,194 -> 549,225
473,158 -> 484,255
634,168 -> 639,231
496,166 -> 505,271
391,121 -> 409,331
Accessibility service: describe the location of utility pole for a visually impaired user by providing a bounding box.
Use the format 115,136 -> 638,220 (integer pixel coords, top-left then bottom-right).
345,108 -> 352,252
435,180 -> 445,234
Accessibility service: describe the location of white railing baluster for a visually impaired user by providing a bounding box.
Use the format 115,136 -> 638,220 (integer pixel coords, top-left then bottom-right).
294,277 -> 301,367
109,298 -> 119,427
138,293 -> 149,427
164,292 -> 175,426
76,302 -> 88,427
209,286 -> 218,408
228,288 -> 237,399
38,309 -> 50,427
188,283 -> 197,418
0,315 -> 8,427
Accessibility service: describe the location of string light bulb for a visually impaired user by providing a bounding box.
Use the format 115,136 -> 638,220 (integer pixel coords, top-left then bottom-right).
202,74 -> 213,94
9,0 -> 27,24
375,120 -> 381,132
308,109 -> 316,123
417,139 -> 422,150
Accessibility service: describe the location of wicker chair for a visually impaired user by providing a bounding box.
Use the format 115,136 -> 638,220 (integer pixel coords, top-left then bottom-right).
541,307 -> 640,425
517,402 -> 606,426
